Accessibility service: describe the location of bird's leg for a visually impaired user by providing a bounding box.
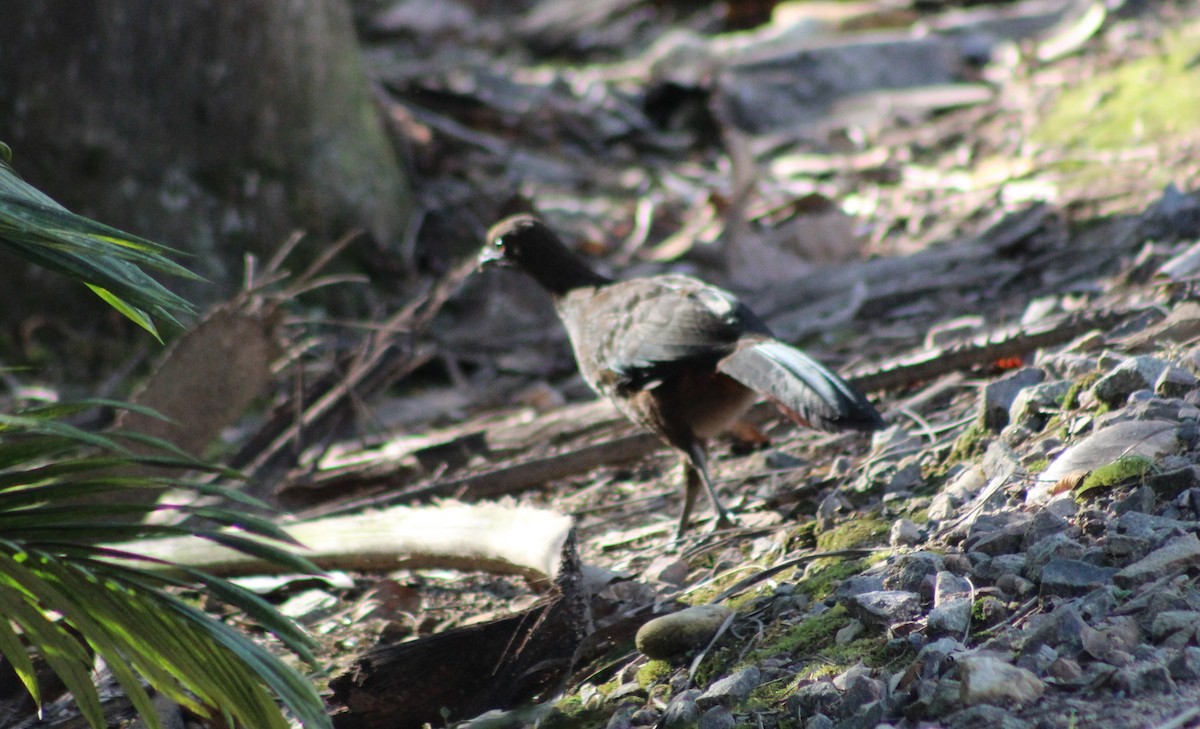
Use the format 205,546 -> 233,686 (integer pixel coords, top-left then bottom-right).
677,445 -> 737,539
677,457 -> 701,540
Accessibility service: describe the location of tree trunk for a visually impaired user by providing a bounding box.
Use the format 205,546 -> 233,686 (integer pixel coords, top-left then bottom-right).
0,0 -> 412,313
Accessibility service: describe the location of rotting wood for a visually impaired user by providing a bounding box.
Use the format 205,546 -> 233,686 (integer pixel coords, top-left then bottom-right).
328,530 -> 590,729
110,501 -> 573,581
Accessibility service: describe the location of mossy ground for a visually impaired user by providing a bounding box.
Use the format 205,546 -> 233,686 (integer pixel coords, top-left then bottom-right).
1031,23 -> 1200,195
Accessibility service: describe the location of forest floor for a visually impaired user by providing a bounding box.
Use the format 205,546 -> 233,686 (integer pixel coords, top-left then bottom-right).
18,1 -> 1200,728
312,1 -> 1200,728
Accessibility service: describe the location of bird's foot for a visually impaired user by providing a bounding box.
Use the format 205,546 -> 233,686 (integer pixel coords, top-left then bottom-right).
710,511 -> 740,533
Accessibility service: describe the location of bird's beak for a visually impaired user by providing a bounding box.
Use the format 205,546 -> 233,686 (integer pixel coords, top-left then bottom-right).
477,243 -> 506,271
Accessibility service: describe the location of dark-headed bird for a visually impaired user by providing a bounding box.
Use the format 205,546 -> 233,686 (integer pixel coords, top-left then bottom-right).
481,215 -> 883,537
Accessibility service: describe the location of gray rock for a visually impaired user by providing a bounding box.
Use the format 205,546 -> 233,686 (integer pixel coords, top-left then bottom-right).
972,553 -> 1026,582
1092,356 -> 1170,407
643,556 -> 690,586
1023,532 -> 1085,582
660,691 -> 701,729
1156,365 -> 1198,398
1112,662 -> 1176,695
1008,380 -> 1071,430
1168,646 -> 1200,680
958,655 -> 1045,706
928,600 -> 971,636
889,518 -> 924,547
1029,419 -> 1183,503
629,708 -> 659,726
983,368 -> 1046,430
934,571 -> 973,605
697,666 -> 759,709
1039,558 -> 1117,598
697,705 -> 735,729
1115,533 -> 1200,587
1022,506 -> 1074,547
804,715 -> 834,729
946,704 -> 1033,729
789,680 -> 839,718
884,551 -> 944,594
834,574 -> 886,599
636,605 -> 732,659
847,590 -> 922,626
1149,610 -> 1200,641
835,620 -> 865,645
605,707 -> 634,729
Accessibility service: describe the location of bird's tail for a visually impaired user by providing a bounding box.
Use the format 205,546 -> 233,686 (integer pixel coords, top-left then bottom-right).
718,339 -> 883,432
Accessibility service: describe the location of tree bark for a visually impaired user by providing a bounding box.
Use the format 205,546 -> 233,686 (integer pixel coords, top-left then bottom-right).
0,0 -> 412,312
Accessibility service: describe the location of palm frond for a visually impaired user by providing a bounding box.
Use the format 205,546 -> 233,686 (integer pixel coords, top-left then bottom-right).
0,403 -> 331,729
0,143 -> 199,340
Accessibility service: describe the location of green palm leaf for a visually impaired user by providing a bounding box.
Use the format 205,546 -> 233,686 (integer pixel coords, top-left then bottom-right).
0,142 -> 198,340
0,404 -> 332,729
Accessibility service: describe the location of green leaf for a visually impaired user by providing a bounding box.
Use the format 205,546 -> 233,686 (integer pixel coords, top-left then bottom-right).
86,284 -> 162,341
0,147 -> 199,334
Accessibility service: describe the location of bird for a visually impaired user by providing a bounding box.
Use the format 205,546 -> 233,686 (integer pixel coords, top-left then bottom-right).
481,214 -> 883,538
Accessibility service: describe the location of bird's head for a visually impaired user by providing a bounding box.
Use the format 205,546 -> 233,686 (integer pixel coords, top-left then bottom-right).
480,215 -> 611,295
479,214 -> 545,271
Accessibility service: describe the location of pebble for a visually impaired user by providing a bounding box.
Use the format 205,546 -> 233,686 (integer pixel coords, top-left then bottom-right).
804,714 -> 834,729
889,517 -> 924,546
983,367 -> 1046,430
958,655 -> 1045,706
1156,364 -> 1197,398
635,605 -> 732,659
697,666 -> 759,709
1114,532 -> 1200,587
1168,646 -> 1200,681
1039,558 -> 1117,598
1091,356 -> 1169,407
846,590 -> 922,626
1030,419 -> 1182,503
1008,380 -> 1071,430
788,680 -> 839,718
1023,532 -> 1085,582
835,620 -> 865,645
884,551 -> 944,594
660,690 -> 701,729
642,556 -> 690,586
697,705 -> 734,729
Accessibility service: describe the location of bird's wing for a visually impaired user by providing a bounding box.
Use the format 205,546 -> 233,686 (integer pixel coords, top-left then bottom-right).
717,339 -> 883,432
557,275 -> 765,392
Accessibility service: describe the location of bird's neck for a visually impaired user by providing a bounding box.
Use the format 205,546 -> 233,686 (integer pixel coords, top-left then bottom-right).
523,249 -> 612,297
